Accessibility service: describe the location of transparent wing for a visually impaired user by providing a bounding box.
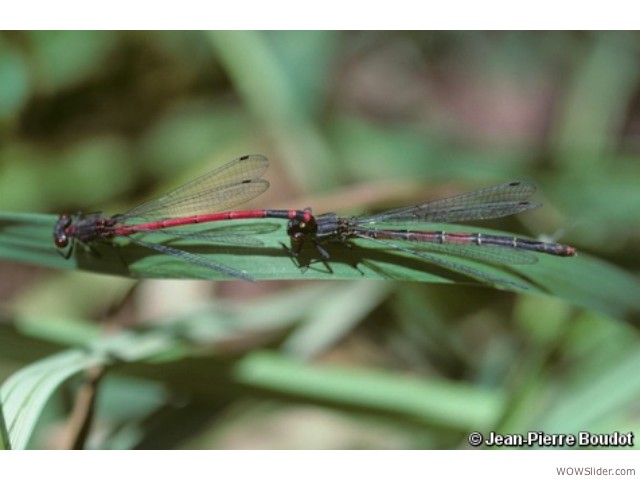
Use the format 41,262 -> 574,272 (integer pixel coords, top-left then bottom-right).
122,154 -> 269,221
355,234 -> 528,289
127,236 -> 253,281
130,222 -> 281,247
403,241 -> 538,265
356,180 -> 540,225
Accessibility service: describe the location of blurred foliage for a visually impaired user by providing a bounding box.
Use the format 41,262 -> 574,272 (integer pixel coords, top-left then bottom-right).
0,31 -> 639,449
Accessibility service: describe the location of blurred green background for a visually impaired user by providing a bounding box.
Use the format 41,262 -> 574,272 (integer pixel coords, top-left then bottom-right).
1,31 -> 639,449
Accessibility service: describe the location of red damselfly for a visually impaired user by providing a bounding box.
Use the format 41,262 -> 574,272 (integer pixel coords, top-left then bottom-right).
54,154 -> 312,280
285,180 -> 576,288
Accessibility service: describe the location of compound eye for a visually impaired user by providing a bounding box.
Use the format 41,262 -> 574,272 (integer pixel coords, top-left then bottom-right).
54,236 -> 69,248
53,214 -> 73,248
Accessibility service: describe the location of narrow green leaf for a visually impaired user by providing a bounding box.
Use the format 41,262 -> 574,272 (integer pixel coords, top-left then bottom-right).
0,330 -> 177,449
1,350 -> 103,449
2,212 -> 639,320
234,351 -> 504,431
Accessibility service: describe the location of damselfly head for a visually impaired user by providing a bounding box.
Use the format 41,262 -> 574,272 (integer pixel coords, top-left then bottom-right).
286,213 -> 318,244
53,214 -> 73,248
